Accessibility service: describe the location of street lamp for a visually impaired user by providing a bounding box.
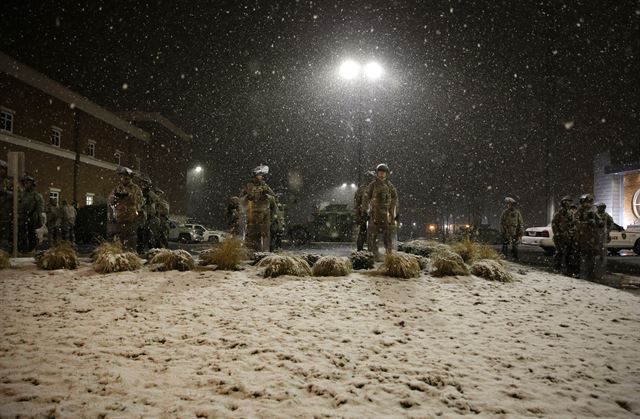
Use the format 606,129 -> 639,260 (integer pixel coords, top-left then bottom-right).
194,165 -> 203,174
338,60 -> 361,80
364,62 -> 383,80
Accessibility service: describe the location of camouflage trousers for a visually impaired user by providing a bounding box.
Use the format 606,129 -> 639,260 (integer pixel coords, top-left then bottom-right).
356,219 -> 367,252
367,223 -> 395,260
553,238 -> 576,275
502,235 -> 519,260
112,219 -> 140,252
246,223 -> 270,252
578,242 -> 603,281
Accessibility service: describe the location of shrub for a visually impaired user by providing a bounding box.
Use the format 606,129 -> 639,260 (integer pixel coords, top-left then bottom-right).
350,250 -> 375,270
312,256 -> 352,277
471,259 -> 513,282
35,241 -> 79,270
451,240 -> 503,265
199,237 -> 247,270
431,250 -> 470,277
147,249 -> 194,271
380,252 -> 421,279
257,255 -> 311,278
93,240 -> 141,274
399,240 -> 451,257
302,253 -> 322,267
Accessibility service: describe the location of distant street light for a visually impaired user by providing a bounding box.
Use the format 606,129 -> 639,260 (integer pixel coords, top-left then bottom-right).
341,183 -> 348,188
339,60 -> 361,80
194,165 -> 203,174
364,62 -> 383,80
350,183 -> 357,189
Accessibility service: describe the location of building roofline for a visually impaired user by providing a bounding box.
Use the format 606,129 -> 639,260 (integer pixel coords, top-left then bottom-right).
605,162 -> 640,175
0,51 -> 149,142
117,111 -> 192,142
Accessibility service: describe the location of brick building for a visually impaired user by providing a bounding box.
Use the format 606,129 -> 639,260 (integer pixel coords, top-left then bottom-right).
0,52 -> 191,216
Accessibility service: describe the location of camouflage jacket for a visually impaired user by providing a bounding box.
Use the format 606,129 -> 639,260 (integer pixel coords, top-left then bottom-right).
112,182 -> 144,223
574,206 -> 603,243
19,188 -> 44,227
46,205 -> 62,228
353,185 -> 368,220
551,207 -> 575,242
364,178 -> 398,225
500,207 -> 524,238
241,179 -> 275,223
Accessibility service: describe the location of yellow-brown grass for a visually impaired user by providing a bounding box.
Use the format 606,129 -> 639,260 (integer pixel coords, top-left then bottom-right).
93,240 -> 141,274
312,256 -> 352,277
199,236 -> 247,270
380,252 -> 421,279
91,240 -> 126,261
148,249 -> 194,271
471,259 -> 514,282
35,241 -> 79,270
431,250 -> 470,277
257,255 -> 311,278
350,251 -> 375,270
0,249 -> 11,269
399,240 -> 451,257
451,240 -> 503,265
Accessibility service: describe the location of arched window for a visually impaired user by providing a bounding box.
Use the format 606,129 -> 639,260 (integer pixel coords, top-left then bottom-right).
633,189 -> 640,219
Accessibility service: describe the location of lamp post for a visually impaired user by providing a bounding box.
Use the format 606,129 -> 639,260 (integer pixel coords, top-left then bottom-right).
337,59 -> 384,184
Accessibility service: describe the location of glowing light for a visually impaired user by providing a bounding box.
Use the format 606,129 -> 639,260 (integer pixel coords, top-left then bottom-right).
340,183 -> 348,188
338,60 -> 361,80
194,166 -> 203,173
350,183 -> 357,188
364,62 -> 383,80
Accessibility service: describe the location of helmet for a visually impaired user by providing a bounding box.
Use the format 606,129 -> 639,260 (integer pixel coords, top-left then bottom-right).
504,197 -> 516,204
138,173 -> 152,185
595,202 -> 606,209
117,166 -> 134,176
252,165 -> 269,176
579,193 -> 594,203
21,175 -> 36,184
0,159 -> 7,168
560,195 -> 572,203
376,163 -> 390,173
154,187 -> 165,195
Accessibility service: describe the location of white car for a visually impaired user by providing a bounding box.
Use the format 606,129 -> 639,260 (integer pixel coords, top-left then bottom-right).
168,221 -> 202,244
522,224 -> 640,255
184,224 -> 225,243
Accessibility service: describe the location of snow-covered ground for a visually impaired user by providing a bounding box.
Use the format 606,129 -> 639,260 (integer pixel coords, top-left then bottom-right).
1,261 -> 639,417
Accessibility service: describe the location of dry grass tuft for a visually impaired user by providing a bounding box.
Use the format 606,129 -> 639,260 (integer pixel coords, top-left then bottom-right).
312,256 -> 352,277
399,240 -> 451,257
91,240 -> 126,261
257,255 -> 311,278
380,252 -> 421,279
302,253 -> 322,267
451,240 -> 503,265
199,237 -> 247,270
93,240 -> 141,274
471,259 -> 513,282
0,249 -> 10,270
35,241 -> 79,270
252,252 -> 272,265
350,251 -> 375,270
147,249 -> 194,272
431,250 -> 470,277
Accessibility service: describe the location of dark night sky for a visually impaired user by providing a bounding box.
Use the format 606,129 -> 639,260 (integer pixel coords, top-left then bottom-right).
1,0 -> 639,228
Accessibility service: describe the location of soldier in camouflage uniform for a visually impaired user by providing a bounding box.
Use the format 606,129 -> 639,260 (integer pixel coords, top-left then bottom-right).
574,194 -> 604,280
226,196 -> 242,236
60,200 -> 77,242
551,195 -> 575,275
18,175 -> 44,253
594,203 -> 614,244
354,171 -> 376,251
240,165 -> 275,252
153,188 -> 170,248
500,197 -> 524,260
109,167 -> 144,251
364,163 -> 399,260
45,197 -> 62,244
136,174 -> 162,253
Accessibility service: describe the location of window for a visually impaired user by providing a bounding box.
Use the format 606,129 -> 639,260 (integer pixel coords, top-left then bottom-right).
1,108 -> 14,133
49,189 -> 60,206
51,127 -> 62,147
114,150 -> 122,165
87,140 -> 96,157
633,189 -> 640,219
85,193 -> 94,206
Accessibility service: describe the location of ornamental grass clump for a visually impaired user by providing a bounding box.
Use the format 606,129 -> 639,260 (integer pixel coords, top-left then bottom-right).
199,236 -> 247,270
0,250 -> 10,270
302,253 -> 322,267
147,249 -> 194,272
380,252 -> 421,279
312,256 -> 352,277
93,240 -> 141,274
257,254 -> 311,278
431,249 -> 470,277
35,241 -> 79,270
451,240 -> 503,265
471,259 -> 514,282
350,250 -> 375,270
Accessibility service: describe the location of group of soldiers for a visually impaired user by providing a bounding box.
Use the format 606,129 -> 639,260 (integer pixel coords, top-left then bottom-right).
107,166 -> 170,253
226,165 -> 285,252
552,194 -> 614,280
0,159 -> 68,254
498,193 -> 616,280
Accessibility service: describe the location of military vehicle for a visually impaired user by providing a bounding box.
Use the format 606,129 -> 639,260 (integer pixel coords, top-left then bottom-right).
287,204 -> 355,244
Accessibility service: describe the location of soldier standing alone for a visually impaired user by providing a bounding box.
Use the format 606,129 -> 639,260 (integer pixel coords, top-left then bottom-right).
500,197 -> 524,260
60,200 -> 77,242
551,196 -> 576,275
240,165 -> 275,252
18,175 -> 44,253
109,167 -> 144,251
364,163 -> 399,260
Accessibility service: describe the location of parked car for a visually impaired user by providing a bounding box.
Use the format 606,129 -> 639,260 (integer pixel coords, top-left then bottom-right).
168,221 -> 202,244
184,223 -> 224,243
522,223 -> 640,255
